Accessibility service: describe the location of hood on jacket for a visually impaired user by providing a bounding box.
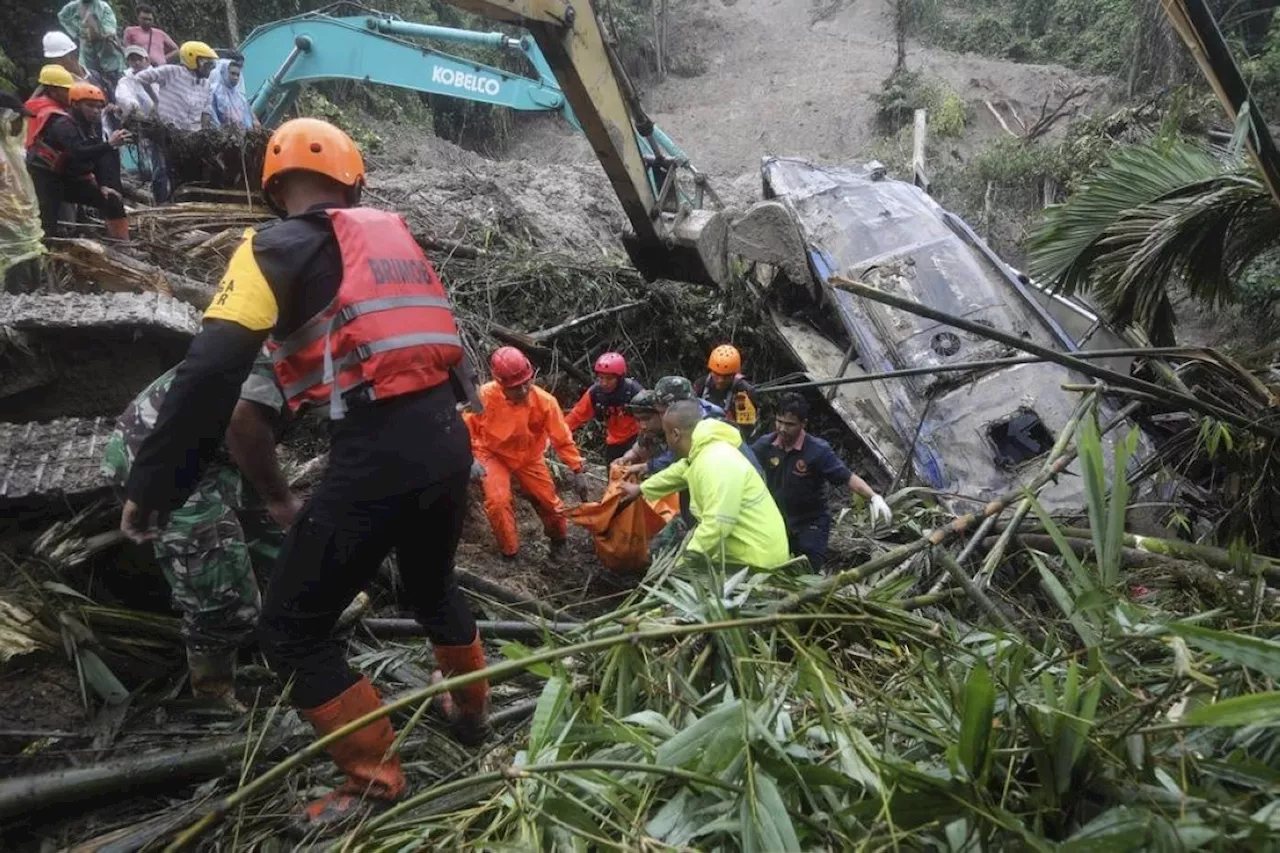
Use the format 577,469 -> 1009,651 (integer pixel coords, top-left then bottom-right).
688,418 -> 743,460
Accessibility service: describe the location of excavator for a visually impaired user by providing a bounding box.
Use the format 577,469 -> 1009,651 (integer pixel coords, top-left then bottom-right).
234,1 -> 737,286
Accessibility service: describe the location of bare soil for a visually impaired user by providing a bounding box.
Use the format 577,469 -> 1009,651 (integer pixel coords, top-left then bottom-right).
506,0 -> 1109,185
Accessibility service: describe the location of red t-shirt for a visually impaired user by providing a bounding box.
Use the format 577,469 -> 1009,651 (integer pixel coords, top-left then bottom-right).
123,25 -> 178,67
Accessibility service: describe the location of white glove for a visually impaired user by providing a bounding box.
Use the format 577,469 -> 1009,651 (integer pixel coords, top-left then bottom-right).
869,494 -> 893,528
470,460 -> 486,482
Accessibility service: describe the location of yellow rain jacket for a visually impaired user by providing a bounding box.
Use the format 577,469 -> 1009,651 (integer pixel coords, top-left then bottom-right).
641,419 -> 789,568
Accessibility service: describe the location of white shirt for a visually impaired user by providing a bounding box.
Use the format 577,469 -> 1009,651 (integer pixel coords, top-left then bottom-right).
115,68 -> 158,118
132,64 -> 211,131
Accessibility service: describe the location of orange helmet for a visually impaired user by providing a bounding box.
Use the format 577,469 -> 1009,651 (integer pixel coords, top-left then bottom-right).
69,82 -> 106,104
262,118 -> 365,192
491,347 -> 533,387
707,344 -> 741,375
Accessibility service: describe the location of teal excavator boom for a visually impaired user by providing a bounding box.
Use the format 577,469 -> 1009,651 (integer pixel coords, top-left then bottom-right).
239,3 -> 728,285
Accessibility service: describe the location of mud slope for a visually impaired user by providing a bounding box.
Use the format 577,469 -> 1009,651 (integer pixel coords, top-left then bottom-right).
507,0 -> 1107,182
648,0 -> 1105,176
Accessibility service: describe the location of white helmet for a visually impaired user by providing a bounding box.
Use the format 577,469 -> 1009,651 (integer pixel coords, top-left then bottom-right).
43,31 -> 78,59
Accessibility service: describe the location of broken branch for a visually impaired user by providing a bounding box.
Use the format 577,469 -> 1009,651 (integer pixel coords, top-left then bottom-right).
529,301 -> 644,343
831,276 -> 1280,438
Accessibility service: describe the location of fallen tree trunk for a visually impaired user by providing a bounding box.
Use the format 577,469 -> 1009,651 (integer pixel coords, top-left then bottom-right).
365,618 -> 582,640
0,736 -> 275,822
456,568 -> 582,624
1000,524 -> 1280,584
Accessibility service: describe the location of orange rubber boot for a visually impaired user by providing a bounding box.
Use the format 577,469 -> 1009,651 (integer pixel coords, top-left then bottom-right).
433,631 -> 491,746
299,676 -> 406,827
105,218 -> 129,241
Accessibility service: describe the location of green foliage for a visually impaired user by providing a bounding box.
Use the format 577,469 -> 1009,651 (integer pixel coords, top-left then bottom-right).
294,89 -> 385,153
872,68 -> 968,138
1236,246 -> 1280,315
1027,140 -> 1280,343
918,0 -> 1138,75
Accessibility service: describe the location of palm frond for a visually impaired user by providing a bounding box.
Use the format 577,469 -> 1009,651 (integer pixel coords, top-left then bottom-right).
1027,141 -> 1280,343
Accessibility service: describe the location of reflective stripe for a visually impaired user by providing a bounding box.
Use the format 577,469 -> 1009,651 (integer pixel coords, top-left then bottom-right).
282,369 -> 323,401
334,331 -> 463,372
271,295 -> 451,363
339,295 -> 452,323
281,331 -> 464,415
270,300 -> 336,363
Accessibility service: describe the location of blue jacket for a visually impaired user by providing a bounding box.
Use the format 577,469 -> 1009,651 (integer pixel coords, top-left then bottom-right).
751,431 -> 851,527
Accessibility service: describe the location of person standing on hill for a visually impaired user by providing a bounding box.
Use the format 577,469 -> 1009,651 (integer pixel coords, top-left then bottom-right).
564,351 -> 644,463
123,3 -> 179,67
57,0 -> 125,89
467,347 -> 590,560
116,118 -> 491,827
25,71 -> 132,240
131,41 -> 217,132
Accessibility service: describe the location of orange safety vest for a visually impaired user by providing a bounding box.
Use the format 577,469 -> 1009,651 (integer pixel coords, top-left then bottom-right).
268,207 -> 464,418
23,96 -> 72,173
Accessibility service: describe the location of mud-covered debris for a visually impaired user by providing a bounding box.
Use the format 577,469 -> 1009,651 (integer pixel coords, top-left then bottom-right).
0,417 -> 114,504
1,292 -> 200,424
0,291 -> 201,334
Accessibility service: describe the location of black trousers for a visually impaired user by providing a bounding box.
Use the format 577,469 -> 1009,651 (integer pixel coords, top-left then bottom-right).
604,435 -> 637,464
30,167 -> 126,236
258,470 -> 476,709
787,515 -> 832,571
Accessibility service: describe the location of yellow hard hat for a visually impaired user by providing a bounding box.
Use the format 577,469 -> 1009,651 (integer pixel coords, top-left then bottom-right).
38,64 -> 76,89
179,41 -> 218,70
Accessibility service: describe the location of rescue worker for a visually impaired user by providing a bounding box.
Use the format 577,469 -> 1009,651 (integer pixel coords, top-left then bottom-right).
564,351 -> 644,463
751,392 -> 893,570
25,71 -> 132,240
618,376 -> 758,478
117,118 -> 489,826
696,344 -> 760,437
41,31 -> 115,103
467,347 -> 590,560
617,377 -> 761,554
101,351 -> 295,710
620,400 -> 788,569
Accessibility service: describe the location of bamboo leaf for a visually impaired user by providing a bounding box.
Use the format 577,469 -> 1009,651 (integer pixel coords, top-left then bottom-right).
1059,806 -> 1155,852
957,657 -> 995,781
77,648 -> 129,705
1167,623 -> 1280,680
1033,553 -> 1099,647
1077,415 -> 1111,579
1027,498 -> 1091,594
656,700 -> 742,767
752,771 -> 801,852
1181,692 -> 1280,727
499,640 -> 553,678
528,675 -> 571,758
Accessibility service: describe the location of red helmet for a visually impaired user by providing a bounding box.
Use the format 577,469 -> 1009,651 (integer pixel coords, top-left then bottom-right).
593,352 -> 627,377
490,346 -> 533,387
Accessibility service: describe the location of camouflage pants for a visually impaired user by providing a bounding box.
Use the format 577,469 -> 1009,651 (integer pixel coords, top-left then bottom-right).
151,465 -> 267,656
651,516 -> 690,559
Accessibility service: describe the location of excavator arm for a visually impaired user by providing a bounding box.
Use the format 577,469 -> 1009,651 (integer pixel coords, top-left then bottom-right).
440,0 -> 729,284
241,2 -> 728,285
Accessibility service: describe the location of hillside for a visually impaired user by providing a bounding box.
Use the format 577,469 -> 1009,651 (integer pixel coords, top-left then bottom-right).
508,0 -> 1109,185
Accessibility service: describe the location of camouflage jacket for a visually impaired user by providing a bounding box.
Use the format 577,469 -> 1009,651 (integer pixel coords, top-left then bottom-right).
102,350 -> 285,488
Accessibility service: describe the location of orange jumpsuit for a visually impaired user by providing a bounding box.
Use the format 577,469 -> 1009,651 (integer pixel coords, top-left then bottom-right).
465,381 -> 586,556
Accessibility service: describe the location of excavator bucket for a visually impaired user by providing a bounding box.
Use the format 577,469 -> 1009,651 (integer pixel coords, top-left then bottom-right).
622,209 -> 729,287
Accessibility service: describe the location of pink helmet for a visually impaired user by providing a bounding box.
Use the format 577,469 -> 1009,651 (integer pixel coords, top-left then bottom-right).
593,351 -> 627,377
